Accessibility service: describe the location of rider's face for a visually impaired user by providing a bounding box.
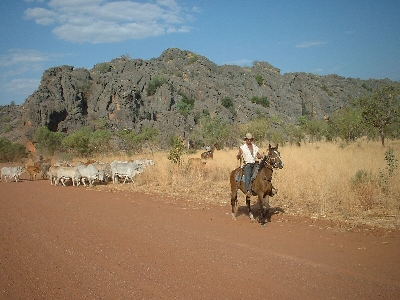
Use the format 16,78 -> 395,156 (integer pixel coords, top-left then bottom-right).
245,138 -> 253,145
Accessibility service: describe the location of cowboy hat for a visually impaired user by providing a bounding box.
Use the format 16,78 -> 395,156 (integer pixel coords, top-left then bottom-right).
244,133 -> 253,140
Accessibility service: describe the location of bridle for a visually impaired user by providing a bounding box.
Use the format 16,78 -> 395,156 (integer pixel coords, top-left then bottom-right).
261,148 -> 283,170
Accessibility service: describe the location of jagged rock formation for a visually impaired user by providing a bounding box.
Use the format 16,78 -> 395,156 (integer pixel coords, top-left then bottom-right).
0,48 -> 395,147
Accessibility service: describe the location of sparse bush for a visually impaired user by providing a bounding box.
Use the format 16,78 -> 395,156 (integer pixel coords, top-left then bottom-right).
250,96 -> 269,108
34,126 -> 64,155
378,149 -> 398,193
168,136 -> 186,165
1,115 -> 11,122
362,83 -> 372,92
0,137 -> 28,162
321,85 -> 333,96
3,125 -> 12,133
221,97 -> 233,109
176,92 -> 195,116
254,74 -> 263,86
95,63 -> 111,74
147,76 -> 168,96
187,54 -> 198,64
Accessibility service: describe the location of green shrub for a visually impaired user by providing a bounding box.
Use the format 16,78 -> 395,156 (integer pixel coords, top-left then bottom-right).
34,126 -> 64,155
0,137 -> 27,162
321,85 -> 333,96
378,149 -> 398,193
3,125 -> 12,133
351,169 -> 375,186
168,136 -> 186,164
146,76 -> 168,96
250,96 -> 269,108
176,92 -> 195,116
221,97 -> 233,108
95,63 -> 111,74
254,74 -> 263,86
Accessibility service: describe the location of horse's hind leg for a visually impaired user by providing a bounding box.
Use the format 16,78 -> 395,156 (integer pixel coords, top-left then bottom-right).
231,192 -> 238,220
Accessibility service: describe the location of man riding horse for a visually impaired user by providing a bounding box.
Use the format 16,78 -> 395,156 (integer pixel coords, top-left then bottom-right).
237,133 -> 262,197
232,133 -> 282,224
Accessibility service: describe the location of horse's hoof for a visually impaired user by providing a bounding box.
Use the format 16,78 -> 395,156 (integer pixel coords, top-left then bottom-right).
261,223 -> 268,228
231,213 -> 237,220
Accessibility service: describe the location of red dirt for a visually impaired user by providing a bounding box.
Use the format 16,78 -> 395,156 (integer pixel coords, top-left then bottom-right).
1,173 -> 400,299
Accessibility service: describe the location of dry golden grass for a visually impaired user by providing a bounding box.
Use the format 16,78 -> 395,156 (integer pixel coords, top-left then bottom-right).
91,140 -> 400,230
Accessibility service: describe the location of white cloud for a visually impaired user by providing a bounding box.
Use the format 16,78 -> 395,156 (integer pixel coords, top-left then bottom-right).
223,59 -> 252,66
24,7 -> 57,25
3,79 -> 40,95
0,49 -> 63,68
24,0 -> 197,43
295,41 -> 327,48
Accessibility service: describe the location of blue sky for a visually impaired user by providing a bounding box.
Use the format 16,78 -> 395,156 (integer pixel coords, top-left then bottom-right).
0,0 -> 399,106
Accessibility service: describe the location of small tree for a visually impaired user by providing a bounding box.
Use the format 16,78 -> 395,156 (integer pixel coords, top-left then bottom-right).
197,115 -> 230,147
240,117 -> 271,144
61,127 -> 92,157
301,118 -> 328,143
327,106 -> 365,142
34,126 -> 64,155
168,136 -> 186,165
354,85 -> 400,146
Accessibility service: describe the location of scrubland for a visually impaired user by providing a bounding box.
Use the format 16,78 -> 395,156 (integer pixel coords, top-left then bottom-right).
88,139 -> 400,230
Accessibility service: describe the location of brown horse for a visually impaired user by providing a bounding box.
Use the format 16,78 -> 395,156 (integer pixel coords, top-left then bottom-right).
230,144 -> 283,225
200,145 -> 216,159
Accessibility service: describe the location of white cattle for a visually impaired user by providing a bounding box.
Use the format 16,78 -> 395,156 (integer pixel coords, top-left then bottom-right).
47,165 -> 60,185
110,161 -> 142,184
76,164 -> 104,187
92,162 -> 112,182
132,159 -> 155,171
47,165 -> 79,186
0,166 -> 26,182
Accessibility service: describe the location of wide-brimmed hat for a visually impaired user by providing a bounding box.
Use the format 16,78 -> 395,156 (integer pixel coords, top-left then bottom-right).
244,133 -> 253,140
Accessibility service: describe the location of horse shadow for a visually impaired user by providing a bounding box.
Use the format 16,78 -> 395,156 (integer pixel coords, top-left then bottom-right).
235,205 -> 285,223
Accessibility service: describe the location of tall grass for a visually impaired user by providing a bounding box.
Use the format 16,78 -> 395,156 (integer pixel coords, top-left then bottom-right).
93,140 -> 400,229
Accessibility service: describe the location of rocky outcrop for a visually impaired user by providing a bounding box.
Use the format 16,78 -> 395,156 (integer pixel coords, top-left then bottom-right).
1,48 -> 395,147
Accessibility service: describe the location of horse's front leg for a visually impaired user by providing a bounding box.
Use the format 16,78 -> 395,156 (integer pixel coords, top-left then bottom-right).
256,193 -> 270,225
247,197 -> 256,222
260,194 -> 271,225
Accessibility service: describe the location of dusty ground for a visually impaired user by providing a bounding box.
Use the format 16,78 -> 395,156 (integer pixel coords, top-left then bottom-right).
1,172 -> 400,299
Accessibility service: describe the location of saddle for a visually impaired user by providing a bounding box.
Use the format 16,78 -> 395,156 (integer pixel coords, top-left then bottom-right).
235,163 -> 276,196
235,163 -> 259,183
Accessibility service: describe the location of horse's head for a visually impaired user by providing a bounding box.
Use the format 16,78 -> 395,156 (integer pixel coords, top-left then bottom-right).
266,144 -> 284,169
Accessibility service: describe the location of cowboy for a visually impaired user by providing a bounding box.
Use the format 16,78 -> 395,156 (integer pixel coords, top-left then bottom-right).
237,133 -> 262,197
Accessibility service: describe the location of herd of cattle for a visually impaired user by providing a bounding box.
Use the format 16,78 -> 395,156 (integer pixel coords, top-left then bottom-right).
0,159 -> 155,187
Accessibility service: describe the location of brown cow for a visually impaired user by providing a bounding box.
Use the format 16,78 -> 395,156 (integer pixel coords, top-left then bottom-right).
188,158 -> 207,167
200,145 -> 217,159
26,165 -> 41,181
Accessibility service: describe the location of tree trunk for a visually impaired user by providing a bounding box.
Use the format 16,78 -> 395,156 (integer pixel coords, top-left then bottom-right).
380,129 -> 385,146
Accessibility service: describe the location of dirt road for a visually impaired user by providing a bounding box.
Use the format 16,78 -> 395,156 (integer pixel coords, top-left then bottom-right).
1,176 -> 399,299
